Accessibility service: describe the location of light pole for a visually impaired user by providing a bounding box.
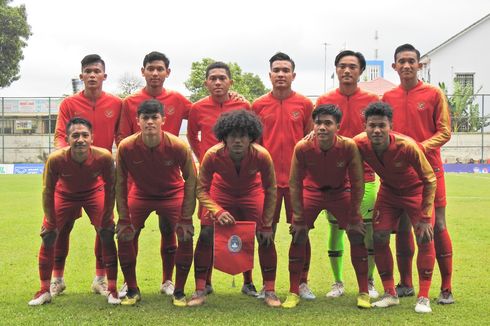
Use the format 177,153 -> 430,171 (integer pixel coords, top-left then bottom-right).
323,42 -> 331,93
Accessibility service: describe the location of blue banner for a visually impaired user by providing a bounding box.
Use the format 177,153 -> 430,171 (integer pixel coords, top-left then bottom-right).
443,163 -> 490,173
13,163 -> 45,174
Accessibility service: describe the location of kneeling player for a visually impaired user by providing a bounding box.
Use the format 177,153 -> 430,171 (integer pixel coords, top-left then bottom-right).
284,104 -> 370,309
354,102 -> 436,313
187,110 -> 281,307
29,117 -> 120,306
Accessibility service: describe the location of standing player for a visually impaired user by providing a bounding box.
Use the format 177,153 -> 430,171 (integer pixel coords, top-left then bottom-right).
283,104 -> 369,309
315,50 -> 379,299
29,118 -> 120,305
252,52 -> 314,299
382,44 -> 453,304
187,110 -> 281,308
354,101 -> 436,313
116,99 -> 196,307
52,54 -> 122,297
116,51 -> 192,296
187,61 -> 252,295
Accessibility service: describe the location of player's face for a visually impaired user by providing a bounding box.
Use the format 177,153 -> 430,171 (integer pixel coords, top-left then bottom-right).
68,124 -> 93,155
137,112 -> 164,136
80,63 -> 106,91
365,115 -> 391,149
336,55 -> 361,86
205,68 -> 233,97
313,113 -> 338,143
269,60 -> 296,90
225,131 -> 251,158
392,51 -> 422,81
142,60 -> 170,89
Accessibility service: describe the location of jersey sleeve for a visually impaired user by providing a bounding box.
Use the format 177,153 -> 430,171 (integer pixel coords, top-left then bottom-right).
186,107 -> 201,161
179,145 -> 197,222
303,99 -> 314,135
42,156 -> 59,227
289,144 -> 307,225
347,142 -> 364,224
116,100 -> 134,146
115,145 -> 131,225
54,101 -> 70,149
258,149 -> 277,229
196,151 -> 224,216
422,88 -> 451,150
100,154 -> 116,226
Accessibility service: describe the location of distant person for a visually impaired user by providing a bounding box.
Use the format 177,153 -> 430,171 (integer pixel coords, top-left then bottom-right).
283,104 -> 369,309
52,54 -> 122,298
187,61 -> 252,295
354,102 -> 436,313
116,51 -> 193,297
29,117 -> 120,306
187,110 -> 281,308
115,99 -> 196,306
252,52 -> 314,299
382,44 -> 454,304
315,50 -> 379,299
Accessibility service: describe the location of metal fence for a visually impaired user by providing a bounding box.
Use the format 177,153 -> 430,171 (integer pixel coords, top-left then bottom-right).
1,95 -> 489,164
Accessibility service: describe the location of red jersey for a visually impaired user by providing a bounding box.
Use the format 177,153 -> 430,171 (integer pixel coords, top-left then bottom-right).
382,81 -> 451,169
252,92 -> 314,187
315,87 -> 379,182
354,132 -> 436,221
196,143 -> 277,228
43,146 -> 115,223
116,131 -> 196,223
117,88 -> 192,144
187,96 -> 251,162
54,91 -> 122,152
289,135 -> 364,225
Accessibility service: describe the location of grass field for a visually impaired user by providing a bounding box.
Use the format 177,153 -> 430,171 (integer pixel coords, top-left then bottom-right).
0,173 -> 489,325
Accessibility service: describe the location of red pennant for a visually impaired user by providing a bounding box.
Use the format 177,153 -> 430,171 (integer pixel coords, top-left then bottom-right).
214,221 -> 256,275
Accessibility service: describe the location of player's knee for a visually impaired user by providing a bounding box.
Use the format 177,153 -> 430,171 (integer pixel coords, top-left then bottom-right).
41,231 -> 57,247
198,226 -> 214,246
98,227 -> 115,243
347,232 -> 364,245
373,231 -> 390,245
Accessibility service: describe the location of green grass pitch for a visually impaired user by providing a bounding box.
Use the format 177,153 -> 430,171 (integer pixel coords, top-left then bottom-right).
0,174 -> 489,325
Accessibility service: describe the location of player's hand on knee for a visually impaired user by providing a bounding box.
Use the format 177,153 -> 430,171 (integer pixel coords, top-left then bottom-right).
116,223 -> 136,242
257,229 -> 274,247
290,223 -> 308,244
346,221 -> 366,236
215,211 -> 235,225
415,221 -> 434,244
40,226 -> 58,246
176,221 -> 194,242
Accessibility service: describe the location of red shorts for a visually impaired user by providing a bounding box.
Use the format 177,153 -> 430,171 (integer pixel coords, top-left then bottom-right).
201,188 -> 266,230
373,185 -> 435,232
301,189 -> 351,229
272,187 -> 293,224
43,188 -> 114,230
128,195 -> 183,230
433,168 -> 446,208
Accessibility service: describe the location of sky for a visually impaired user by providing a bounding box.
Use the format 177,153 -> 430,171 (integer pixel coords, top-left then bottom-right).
1,0 -> 489,98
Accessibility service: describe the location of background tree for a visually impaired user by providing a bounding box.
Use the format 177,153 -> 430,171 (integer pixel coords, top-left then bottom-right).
184,58 -> 269,103
439,81 -> 489,132
0,0 -> 31,88
117,72 -> 143,98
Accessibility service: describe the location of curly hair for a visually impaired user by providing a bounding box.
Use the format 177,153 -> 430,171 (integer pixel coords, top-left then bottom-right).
364,101 -> 393,123
213,109 -> 263,142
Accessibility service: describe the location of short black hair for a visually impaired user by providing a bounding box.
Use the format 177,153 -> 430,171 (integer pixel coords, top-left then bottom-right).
213,109 -> 263,142
334,50 -> 366,73
269,52 -> 295,71
143,51 -> 170,69
81,54 -> 105,71
313,104 -> 342,124
394,43 -> 420,62
66,117 -> 92,136
206,61 -> 231,79
137,99 -> 164,116
364,101 -> 393,123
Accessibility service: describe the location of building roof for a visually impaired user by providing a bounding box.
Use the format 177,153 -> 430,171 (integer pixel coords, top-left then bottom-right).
358,77 -> 397,96
421,13 -> 490,60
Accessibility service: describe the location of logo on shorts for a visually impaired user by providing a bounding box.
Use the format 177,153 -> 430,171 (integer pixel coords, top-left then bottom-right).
290,111 -> 300,120
228,235 -> 242,253
104,110 -> 114,118
336,161 -> 345,168
417,102 -> 426,111
166,106 -> 175,115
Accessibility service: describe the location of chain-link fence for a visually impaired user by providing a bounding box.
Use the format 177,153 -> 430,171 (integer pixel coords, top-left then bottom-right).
1,95 -> 489,164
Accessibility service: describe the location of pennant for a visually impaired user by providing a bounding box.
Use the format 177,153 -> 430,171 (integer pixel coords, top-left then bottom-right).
214,221 -> 256,275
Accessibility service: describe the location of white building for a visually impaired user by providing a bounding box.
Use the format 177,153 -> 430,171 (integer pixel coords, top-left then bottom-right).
420,13 -> 490,94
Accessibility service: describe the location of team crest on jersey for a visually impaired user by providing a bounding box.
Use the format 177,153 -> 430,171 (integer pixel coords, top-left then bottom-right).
417,102 -> 426,111
104,110 -> 114,118
166,106 -> 175,115
290,111 -> 300,120
228,235 -> 242,253
163,160 -> 174,166
336,161 -> 345,168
